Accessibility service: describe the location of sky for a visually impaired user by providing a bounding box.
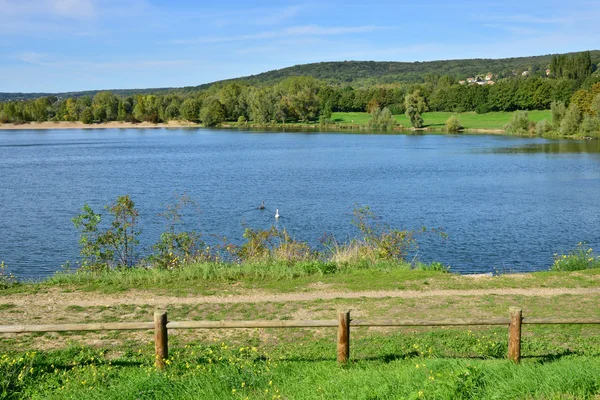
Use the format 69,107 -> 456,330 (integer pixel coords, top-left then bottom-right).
1,0 -> 599,93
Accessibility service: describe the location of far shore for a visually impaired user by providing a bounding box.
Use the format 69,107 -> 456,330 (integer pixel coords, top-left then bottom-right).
0,120 -> 507,134
0,120 -> 201,130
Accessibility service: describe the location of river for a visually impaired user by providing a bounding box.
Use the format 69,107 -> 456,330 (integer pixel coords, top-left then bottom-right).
1,128 -> 599,279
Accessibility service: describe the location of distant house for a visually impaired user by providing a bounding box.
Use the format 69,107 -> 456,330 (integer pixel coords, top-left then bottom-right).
465,76 -> 495,85
458,80 -> 466,85
522,71 -> 530,76
545,69 -> 551,76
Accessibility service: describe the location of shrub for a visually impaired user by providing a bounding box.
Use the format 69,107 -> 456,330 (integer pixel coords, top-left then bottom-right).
237,115 -> 247,126
559,103 -> 582,136
503,111 -> 530,134
445,115 -> 462,133
148,194 -> 216,269
535,119 -> 553,136
325,206 -> 419,265
0,261 -> 17,289
551,244 -> 600,271
72,195 -> 140,271
551,100 -> 566,126
233,226 -> 314,264
367,107 -> 395,131
579,115 -> 600,137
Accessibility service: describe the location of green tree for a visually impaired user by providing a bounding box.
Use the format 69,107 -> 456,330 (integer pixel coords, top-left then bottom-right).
218,83 -> 246,120
64,98 -> 78,121
180,98 -> 200,121
117,102 -> 127,121
80,107 -> 93,124
248,88 -> 276,124
570,89 -> 594,115
200,98 -> 226,127
591,94 -> 600,117
404,91 -> 427,128
92,91 -> 119,122
319,100 -> 332,123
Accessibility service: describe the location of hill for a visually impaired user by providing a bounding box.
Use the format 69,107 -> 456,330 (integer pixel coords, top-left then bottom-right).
231,51 -> 600,85
1,50 -> 599,101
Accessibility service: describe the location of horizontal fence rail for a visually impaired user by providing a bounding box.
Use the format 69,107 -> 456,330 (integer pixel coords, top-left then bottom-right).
2,308 -> 600,368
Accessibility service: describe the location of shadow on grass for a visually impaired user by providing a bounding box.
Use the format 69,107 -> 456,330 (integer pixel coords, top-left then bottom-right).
276,350 -> 586,364
522,349 -> 579,364
423,123 -> 445,128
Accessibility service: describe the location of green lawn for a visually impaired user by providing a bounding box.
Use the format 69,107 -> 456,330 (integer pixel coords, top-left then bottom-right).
3,332 -> 600,399
332,110 -> 553,130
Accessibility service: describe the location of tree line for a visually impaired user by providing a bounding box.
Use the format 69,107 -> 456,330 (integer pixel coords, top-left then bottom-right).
1,52 -> 599,129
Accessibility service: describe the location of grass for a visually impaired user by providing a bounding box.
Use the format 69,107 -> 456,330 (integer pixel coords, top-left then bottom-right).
5,260 -> 594,296
2,249 -> 600,397
2,329 -> 600,399
331,110 -> 553,131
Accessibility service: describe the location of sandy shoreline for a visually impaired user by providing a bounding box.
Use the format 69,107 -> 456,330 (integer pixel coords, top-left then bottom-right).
0,121 -> 202,130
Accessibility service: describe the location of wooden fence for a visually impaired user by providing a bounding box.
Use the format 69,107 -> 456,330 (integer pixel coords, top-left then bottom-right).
2,307 -> 600,369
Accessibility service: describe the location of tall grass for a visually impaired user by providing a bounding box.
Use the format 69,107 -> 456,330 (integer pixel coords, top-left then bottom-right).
551,244 -> 600,271
46,259 -> 446,290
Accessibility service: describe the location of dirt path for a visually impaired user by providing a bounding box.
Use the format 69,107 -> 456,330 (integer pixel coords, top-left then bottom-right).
5,287 -> 600,307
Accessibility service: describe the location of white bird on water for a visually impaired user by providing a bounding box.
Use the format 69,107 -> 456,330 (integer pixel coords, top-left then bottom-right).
275,209 -> 280,219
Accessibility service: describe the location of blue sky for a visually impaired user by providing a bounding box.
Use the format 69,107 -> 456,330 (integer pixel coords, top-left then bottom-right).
1,0 -> 599,92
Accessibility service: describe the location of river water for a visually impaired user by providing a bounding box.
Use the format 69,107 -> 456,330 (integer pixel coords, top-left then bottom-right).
1,128 -> 599,279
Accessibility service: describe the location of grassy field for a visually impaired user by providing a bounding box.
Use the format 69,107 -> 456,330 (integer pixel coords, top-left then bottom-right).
2,283 -> 600,399
331,110 -> 553,130
2,259 -> 600,398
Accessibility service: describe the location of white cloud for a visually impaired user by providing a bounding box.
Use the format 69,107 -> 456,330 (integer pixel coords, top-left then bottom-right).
14,52 -> 196,70
207,4 -> 304,27
170,24 -> 390,45
0,0 -> 95,18
50,0 -> 96,18
254,5 -> 303,25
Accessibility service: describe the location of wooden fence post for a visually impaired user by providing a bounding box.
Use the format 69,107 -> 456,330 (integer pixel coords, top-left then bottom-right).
337,310 -> 350,364
154,311 -> 168,370
508,307 -> 522,364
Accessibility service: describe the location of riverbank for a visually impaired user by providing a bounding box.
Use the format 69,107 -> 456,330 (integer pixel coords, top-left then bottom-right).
0,110 -> 551,134
0,120 -> 508,135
